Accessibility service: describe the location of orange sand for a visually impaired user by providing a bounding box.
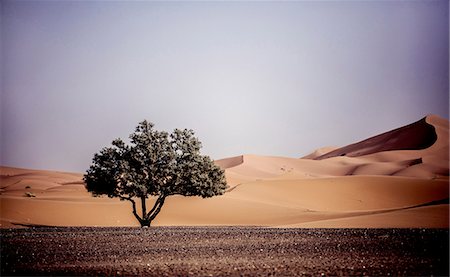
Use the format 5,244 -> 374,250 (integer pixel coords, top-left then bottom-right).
1,115 -> 448,228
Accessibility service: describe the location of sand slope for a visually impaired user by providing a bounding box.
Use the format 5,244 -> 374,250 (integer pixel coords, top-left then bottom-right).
1,115 -> 448,228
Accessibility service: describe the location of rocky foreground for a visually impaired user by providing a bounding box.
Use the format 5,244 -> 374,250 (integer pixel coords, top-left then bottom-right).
1,227 -> 448,276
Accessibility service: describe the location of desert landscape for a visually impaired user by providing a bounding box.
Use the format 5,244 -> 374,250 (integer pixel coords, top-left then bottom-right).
1,114 -> 448,228
1,115 -> 449,276
2,2 -> 448,275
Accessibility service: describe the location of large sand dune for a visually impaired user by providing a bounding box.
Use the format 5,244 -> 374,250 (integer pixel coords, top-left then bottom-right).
1,115 -> 448,228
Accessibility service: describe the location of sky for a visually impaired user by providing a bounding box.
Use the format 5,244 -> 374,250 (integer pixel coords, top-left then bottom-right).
1,1 -> 449,172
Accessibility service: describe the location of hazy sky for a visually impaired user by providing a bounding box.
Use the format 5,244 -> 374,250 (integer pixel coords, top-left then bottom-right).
1,1 -> 448,172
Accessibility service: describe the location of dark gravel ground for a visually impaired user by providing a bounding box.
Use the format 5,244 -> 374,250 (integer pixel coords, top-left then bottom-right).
1,227 -> 448,276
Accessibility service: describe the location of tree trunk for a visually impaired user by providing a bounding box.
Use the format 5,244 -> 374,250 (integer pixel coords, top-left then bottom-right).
131,195 -> 166,228
140,219 -> 151,227
124,195 -> 168,227
141,196 -> 147,220
140,197 -> 150,227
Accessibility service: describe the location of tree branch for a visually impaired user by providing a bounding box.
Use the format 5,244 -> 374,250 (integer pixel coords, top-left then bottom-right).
121,196 -> 143,223
149,196 -> 166,221
145,194 -> 165,219
141,196 -> 147,219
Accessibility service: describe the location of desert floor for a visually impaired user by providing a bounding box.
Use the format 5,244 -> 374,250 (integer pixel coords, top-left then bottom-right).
1,227 -> 448,276
0,115 -> 449,276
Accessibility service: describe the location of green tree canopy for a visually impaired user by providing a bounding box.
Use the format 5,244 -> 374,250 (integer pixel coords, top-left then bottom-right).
84,120 -> 227,227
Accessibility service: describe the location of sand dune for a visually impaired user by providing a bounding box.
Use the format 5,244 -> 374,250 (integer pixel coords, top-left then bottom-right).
282,205 -> 449,228
301,146 -> 339,159
1,115 -> 448,228
314,116 -> 439,159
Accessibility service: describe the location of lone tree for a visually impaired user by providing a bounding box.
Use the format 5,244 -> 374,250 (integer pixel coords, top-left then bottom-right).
84,121 -> 228,227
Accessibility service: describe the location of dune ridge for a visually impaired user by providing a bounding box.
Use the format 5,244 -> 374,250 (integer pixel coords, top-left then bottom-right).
1,115 -> 448,228
314,116 -> 438,160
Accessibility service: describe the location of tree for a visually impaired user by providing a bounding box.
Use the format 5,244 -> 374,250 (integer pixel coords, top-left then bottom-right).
84,121 -> 228,227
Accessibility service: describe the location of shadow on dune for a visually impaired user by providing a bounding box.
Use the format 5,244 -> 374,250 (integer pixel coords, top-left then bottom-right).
316,117 -> 437,160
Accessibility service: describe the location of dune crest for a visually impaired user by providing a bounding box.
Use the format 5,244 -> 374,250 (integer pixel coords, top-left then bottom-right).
214,155 -> 244,169
301,146 -> 339,159
315,116 -> 438,160
1,115 -> 448,228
